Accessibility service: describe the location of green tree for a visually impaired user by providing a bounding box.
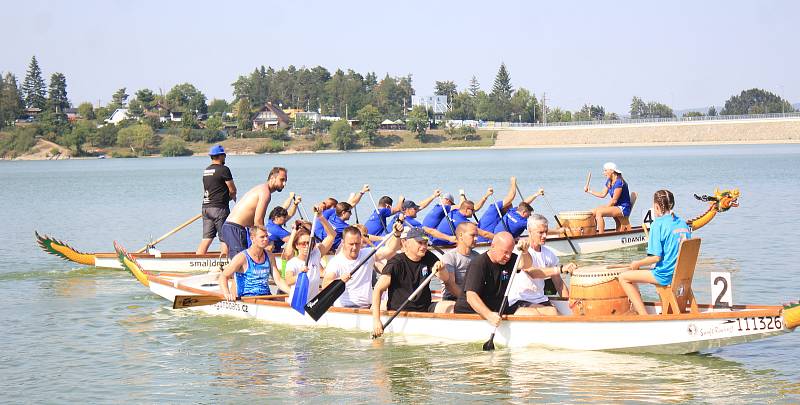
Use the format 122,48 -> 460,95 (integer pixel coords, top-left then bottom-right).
207,99 -> 229,115
63,119 -> 93,154
405,105 -> 429,142
683,111 -> 704,117
447,91 -> 476,120
235,97 -> 252,130
77,102 -> 95,120
489,63 -> 513,121
510,88 -> 539,122
720,88 -> 794,115
166,83 -> 207,115
110,88 -> 129,110
45,73 -> 69,127
435,81 -> 457,100
87,124 -> 117,147
159,135 -> 193,156
127,98 -> 145,119
205,115 -> 223,131
134,89 -> 157,109
645,102 -> 674,118
468,75 -> 481,97
22,56 -> 47,109
707,106 -> 717,116
356,104 -> 380,146
330,119 -> 356,150
116,124 -> 155,154
1,73 -> 24,128
630,96 -> 646,119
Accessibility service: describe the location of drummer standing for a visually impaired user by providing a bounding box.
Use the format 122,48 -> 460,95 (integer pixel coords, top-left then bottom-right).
585,162 -> 632,234
507,214 -> 576,316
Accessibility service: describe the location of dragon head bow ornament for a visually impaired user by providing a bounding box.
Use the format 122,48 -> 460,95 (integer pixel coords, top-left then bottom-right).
687,188 -> 740,230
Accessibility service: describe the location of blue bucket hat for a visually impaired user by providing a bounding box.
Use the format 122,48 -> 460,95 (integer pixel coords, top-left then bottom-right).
209,145 -> 226,156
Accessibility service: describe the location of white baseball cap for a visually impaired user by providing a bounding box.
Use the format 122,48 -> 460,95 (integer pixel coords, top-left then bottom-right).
603,162 -> 621,174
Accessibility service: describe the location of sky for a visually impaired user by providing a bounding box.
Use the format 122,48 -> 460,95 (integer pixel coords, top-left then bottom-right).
3,0 -> 798,115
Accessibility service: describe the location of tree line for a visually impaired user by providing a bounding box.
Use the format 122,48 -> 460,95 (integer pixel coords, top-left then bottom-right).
1,55 -> 796,157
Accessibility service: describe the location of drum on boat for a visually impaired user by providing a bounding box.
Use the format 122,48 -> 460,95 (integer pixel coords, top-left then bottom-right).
557,211 -> 597,237
568,265 -> 630,316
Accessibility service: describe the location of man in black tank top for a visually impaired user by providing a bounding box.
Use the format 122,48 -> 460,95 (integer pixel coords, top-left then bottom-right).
196,145 -> 237,255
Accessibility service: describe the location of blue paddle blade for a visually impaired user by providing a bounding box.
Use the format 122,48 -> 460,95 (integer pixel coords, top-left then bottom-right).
291,272 -> 310,315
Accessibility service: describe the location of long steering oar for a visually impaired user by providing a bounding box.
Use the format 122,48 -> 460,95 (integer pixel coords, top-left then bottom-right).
367,190 -> 388,235
374,269 -> 439,338
305,232 -> 395,321
539,190 -> 579,255
137,213 -> 202,253
483,250 -> 523,351
290,209 -> 318,315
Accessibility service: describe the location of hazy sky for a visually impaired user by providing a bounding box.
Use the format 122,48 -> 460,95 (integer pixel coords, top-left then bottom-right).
3,0 -> 797,114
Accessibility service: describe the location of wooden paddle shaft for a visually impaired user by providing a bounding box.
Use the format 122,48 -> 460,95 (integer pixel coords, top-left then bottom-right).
137,213 -> 202,253
585,171 -> 592,191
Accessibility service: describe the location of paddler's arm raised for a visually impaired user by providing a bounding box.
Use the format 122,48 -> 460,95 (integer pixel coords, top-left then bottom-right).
473,186 -> 495,212
269,252 -> 289,294
523,188 -> 544,205
347,184 -> 370,206
501,176 -> 516,209
391,195 -> 405,214
375,219 -> 404,261
316,204 -> 336,257
423,226 -> 456,244
416,189 -> 440,210
282,192 -> 300,219
219,253 -> 247,301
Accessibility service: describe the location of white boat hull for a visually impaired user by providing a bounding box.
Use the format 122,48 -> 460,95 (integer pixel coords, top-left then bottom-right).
94,252 -> 229,273
146,273 -> 794,355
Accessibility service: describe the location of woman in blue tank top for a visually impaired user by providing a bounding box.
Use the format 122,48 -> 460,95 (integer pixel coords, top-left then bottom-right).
585,162 -> 632,234
219,225 -> 283,301
618,190 -> 691,315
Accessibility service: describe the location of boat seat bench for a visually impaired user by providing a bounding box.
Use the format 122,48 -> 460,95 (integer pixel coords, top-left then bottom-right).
656,238 -> 701,315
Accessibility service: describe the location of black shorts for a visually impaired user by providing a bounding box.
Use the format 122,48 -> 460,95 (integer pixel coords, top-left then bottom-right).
507,299 -> 552,314
202,206 -> 230,239
220,222 -> 248,259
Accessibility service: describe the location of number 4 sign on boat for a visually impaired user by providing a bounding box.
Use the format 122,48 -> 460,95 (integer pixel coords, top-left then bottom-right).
711,272 -> 733,309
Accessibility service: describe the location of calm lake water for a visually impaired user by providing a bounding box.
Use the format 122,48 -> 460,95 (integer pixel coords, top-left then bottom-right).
2,144 -> 799,403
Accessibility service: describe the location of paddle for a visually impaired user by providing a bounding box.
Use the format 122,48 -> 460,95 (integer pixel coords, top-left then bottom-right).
439,196 -> 457,236
539,190 -> 579,255
173,294 -> 278,309
305,232 -> 395,321
373,269 -> 439,338
367,190 -> 388,235
483,250 -> 524,351
290,209 -> 318,315
136,213 -> 202,253
492,195 -> 511,233
294,195 -> 305,220
459,189 -> 481,223
584,171 -> 592,193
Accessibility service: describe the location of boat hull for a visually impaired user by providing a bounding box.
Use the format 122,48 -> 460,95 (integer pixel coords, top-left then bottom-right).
145,272 -> 794,355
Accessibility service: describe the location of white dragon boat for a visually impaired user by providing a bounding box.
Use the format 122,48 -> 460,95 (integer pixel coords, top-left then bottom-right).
112,221 -> 800,355
37,189 -> 739,273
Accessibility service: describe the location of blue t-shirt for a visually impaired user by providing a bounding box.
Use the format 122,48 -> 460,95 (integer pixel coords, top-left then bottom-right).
235,250 -> 272,297
431,209 -> 470,245
647,214 -> 692,286
388,214 -> 422,229
365,207 -> 392,236
478,201 -> 504,233
314,208 -> 337,241
316,213 -> 350,250
422,203 -> 452,228
607,178 -> 632,217
494,208 -> 526,238
266,220 -> 290,253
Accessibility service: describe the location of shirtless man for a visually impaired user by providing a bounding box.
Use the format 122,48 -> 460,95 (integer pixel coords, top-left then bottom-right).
220,167 -> 287,258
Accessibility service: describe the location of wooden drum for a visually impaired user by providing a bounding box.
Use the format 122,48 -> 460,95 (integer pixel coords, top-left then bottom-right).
558,211 -> 597,237
569,265 -> 630,316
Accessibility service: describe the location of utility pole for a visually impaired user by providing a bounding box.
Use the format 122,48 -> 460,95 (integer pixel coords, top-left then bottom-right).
542,92 -> 547,125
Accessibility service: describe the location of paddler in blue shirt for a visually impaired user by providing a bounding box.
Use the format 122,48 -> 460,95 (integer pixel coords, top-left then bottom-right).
314,185 -> 369,242
365,195 -> 404,236
219,225 -> 285,301
387,189 -> 440,230
430,200 -> 495,245
422,192 -> 456,228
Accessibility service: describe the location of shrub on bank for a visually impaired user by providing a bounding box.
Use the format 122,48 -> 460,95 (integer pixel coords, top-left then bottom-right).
256,140 -> 285,154
160,135 -> 193,157
111,150 -> 137,158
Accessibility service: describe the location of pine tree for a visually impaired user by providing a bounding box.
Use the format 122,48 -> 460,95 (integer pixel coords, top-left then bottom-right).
1,73 -> 24,127
22,56 -> 47,109
468,75 -> 480,97
47,72 -> 69,114
490,63 -> 513,102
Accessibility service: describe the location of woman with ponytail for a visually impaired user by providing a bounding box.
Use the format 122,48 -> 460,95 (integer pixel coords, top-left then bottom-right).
618,190 -> 692,315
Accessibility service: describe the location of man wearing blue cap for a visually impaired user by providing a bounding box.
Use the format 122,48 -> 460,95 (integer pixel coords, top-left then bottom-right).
196,145 -> 237,255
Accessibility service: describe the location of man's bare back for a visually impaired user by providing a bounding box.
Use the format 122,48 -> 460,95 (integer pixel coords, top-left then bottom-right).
226,168 -> 287,227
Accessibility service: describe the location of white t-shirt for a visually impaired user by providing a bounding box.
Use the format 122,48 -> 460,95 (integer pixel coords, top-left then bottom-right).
508,245 -> 559,305
326,248 -> 377,308
285,248 -> 323,305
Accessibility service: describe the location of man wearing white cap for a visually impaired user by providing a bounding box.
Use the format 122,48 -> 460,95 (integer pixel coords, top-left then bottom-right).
197,145 -> 237,254
585,162 -> 632,234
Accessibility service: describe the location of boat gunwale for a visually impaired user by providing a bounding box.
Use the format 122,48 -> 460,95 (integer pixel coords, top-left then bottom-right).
147,273 -> 784,324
